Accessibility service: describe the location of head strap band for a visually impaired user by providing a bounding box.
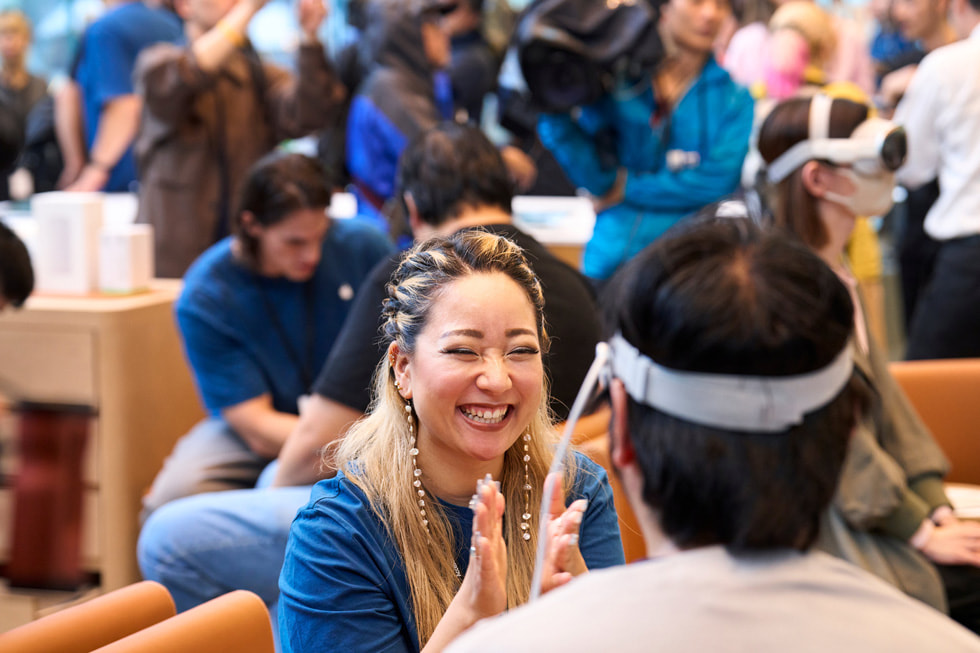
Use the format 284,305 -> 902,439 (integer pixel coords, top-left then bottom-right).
607,333 -> 853,432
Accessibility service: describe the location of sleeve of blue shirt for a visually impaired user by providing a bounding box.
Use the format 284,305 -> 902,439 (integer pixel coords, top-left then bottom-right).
84,19 -> 137,110
176,303 -> 270,415
279,480 -> 418,653
570,452 -> 626,570
621,85 -> 754,212
537,102 -> 620,198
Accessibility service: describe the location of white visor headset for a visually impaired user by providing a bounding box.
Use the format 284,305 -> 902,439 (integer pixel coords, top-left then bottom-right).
766,94 -> 907,184
530,331 -> 853,599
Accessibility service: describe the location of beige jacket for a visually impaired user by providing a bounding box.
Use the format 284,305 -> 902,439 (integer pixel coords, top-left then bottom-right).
135,43 -> 345,278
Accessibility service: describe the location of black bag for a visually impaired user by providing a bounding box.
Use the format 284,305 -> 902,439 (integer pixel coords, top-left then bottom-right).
515,0 -> 665,112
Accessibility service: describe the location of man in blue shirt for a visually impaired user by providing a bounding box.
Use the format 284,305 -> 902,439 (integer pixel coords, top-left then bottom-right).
141,153 -> 392,516
58,0 -> 181,192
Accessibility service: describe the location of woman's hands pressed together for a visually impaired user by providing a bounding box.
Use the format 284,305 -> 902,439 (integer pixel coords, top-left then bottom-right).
461,475 -> 508,620
422,475 -> 507,652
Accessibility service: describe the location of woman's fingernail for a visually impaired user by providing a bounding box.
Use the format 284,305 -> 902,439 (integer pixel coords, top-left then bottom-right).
572,511 -> 583,525
580,500 -> 588,511
569,534 -> 579,547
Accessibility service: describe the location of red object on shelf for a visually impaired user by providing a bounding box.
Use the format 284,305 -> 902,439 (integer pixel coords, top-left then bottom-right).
6,402 -> 94,590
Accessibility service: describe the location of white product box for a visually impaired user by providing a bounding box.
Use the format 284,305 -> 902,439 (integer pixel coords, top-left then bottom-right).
31,192 -> 104,295
99,224 -> 154,294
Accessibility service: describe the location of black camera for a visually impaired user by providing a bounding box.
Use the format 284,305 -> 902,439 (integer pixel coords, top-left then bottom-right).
515,0 -> 666,113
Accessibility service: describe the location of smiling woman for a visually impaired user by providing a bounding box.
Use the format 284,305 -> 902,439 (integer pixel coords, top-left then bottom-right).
278,230 -> 625,653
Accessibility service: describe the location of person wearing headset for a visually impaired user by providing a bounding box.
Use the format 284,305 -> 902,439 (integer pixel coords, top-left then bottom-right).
758,94 -> 980,634
448,216 -> 980,652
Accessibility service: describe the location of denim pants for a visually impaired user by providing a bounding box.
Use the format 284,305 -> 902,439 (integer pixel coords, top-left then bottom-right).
137,472 -> 314,642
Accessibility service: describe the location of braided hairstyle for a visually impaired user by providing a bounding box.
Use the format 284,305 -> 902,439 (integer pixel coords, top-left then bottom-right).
333,229 -> 574,646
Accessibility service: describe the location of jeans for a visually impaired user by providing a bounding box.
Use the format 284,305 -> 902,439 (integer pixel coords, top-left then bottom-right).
137,474 -> 314,641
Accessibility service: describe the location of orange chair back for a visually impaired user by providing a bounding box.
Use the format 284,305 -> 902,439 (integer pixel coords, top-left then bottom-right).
0,581 -> 175,653
889,358 -> 980,486
90,590 -> 274,653
561,406 -> 647,563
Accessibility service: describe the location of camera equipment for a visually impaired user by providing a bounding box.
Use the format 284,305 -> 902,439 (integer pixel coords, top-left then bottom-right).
514,0 -> 665,113
767,94 -> 908,183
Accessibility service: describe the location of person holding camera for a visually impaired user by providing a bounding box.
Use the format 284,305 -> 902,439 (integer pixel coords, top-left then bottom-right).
537,0 -> 753,282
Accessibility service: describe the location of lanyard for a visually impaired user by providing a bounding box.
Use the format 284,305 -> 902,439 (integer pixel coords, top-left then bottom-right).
257,277 -> 316,391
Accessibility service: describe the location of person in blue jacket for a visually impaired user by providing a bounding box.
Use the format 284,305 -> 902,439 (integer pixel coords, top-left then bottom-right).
345,0 -> 455,238
538,0 -> 754,281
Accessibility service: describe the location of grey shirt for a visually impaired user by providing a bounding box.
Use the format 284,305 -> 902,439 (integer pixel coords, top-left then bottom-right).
449,546 -> 980,653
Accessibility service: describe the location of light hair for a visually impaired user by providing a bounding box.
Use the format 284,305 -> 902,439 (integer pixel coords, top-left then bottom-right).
332,230 -> 575,646
0,10 -> 31,40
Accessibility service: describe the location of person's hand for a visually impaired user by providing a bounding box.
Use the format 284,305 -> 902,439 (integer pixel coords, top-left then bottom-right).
57,157 -> 84,189
917,518 -> 980,567
538,472 -> 588,595
592,168 -> 626,214
297,0 -> 328,43
65,163 -> 109,192
458,475 -> 508,621
499,145 -> 537,193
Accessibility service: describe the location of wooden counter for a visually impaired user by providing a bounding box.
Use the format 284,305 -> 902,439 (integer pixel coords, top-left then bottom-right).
0,281 -> 204,630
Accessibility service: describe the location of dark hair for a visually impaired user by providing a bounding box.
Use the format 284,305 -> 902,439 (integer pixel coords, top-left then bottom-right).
0,221 -> 34,307
395,122 -> 513,227
602,215 -> 865,552
731,0 -> 774,26
232,152 -> 334,269
757,96 -> 869,250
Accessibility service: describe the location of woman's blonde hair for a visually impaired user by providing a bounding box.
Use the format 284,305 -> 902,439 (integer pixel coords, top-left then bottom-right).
332,230 -> 575,646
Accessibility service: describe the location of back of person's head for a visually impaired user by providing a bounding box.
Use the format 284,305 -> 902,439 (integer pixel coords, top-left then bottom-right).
768,2 -> 836,69
396,122 -> 513,227
602,214 -> 865,552
757,96 -> 869,249
0,221 -> 34,309
232,152 -> 333,268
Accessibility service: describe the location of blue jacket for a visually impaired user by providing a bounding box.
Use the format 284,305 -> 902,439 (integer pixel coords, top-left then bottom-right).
539,58 -> 753,279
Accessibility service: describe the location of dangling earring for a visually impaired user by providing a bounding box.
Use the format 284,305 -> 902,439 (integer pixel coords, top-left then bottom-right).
520,432 -> 532,541
406,399 -> 429,534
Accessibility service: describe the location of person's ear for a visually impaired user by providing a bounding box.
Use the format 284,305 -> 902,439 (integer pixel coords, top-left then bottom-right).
800,160 -> 832,198
240,211 -> 263,238
403,193 -> 423,235
389,342 -> 413,400
609,380 -> 637,471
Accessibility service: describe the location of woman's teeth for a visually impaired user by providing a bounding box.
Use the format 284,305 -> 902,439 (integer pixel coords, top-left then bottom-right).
462,406 -> 507,424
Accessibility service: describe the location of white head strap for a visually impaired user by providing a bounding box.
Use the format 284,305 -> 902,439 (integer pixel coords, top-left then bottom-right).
606,332 -> 853,432
766,94 -> 838,183
530,331 -> 853,601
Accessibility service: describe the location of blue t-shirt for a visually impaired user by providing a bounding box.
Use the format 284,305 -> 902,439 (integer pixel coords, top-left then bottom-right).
73,1 -> 182,191
175,219 -> 393,416
278,452 -> 626,653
